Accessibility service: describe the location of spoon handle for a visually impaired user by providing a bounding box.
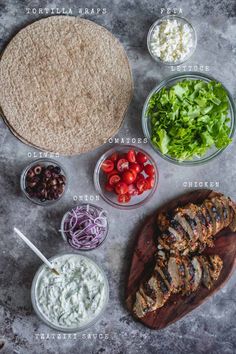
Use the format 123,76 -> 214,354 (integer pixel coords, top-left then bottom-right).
14,227 -> 54,270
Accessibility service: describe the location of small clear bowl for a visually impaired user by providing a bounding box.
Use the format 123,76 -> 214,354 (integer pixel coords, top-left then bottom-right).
147,15 -> 197,66
20,158 -> 67,205
31,253 -> 109,332
142,72 -> 236,166
94,145 -> 159,210
60,203 -> 109,251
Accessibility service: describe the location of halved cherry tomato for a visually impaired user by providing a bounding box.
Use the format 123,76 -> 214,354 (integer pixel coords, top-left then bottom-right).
107,169 -> 118,179
136,178 -> 146,193
136,173 -> 145,182
144,164 -> 155,176
101,159 -> 114,173
126,149 -> 136,163
129,168 -> 137,180
138,189 -> 144,195
110,152 -> 119,162
115,181 -> 128,195
139,163 -> 144,172
136,152 -> 148,164
128,183 -> 139,196
117,158 -> 129,172
109,174 -> 121,186
129,162 -> 142,174
105,183 -> 114,192
145,176 -> 155,190
122,170 -> 136,185
118,193 -> 131,203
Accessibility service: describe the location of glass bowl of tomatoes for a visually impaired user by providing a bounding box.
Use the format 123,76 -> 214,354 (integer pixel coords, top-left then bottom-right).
94,145 -> 159,209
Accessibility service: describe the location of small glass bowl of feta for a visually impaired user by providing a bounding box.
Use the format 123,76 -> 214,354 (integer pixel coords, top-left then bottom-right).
147,15 -> 197,65
31,253 -> 109,332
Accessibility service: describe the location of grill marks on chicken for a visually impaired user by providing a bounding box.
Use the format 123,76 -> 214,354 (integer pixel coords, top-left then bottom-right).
133,194 -> 233,318
191,257 -> 203,292
133,252 -> 223,318
199,254 -> 223,289
134,258 -> 172,318
168,256 -> 185,293
157,196 -> 236,255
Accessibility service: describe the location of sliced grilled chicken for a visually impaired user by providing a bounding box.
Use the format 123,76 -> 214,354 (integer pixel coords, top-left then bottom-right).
141,273 -> 169,312
201,205 -> 214,244
174,210 -> 196,242
196,209 -> 208,243
203,199 -> 221,235
198,255 -> 223,289
133,263 -> 171,318
180,203 -> 209,253
158,220 -> 188,252
211,198 -> 225,233
133,194 -> 233,318
174,212 -> 199,253
158,230 -> 173,250
207,255 -> 223,281
182,256 -> 196,294
218,196 -> 232,227
197,256 -> 213,289
191,257 -> 202,291
155,254 -> 173,291
133,253 -> 223,318
139,282 -> 157,308
228,198 -> 236,231
134,280 -> 163,318
157,212 -> 188,252
181,203 -> 203,241
133,291 -> 148,318
169,219 -> 189,251
168,256 -> 185,293
157,196 -> 236,255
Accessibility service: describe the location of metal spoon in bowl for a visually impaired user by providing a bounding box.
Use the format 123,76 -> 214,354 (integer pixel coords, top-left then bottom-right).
13,227 -> 60,276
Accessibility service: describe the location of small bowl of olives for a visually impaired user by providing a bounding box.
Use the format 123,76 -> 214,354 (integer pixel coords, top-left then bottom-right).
20,158 -> 67,205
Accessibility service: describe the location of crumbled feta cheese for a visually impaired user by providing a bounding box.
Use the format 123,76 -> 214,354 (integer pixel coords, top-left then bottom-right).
149,18 -> 194,63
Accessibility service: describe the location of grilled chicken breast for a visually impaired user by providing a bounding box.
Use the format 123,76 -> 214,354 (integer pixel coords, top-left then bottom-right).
133,267 -> 171,317
156,195 -> 236,255
182,256 -> 196,294
207,255 -> 223,281
133,252 -> 223,318
191,257 -> 203,292
133,194 -> 231,319
168,256 -> 184,293
200,205 -> 214,246
198,255 -> 223,289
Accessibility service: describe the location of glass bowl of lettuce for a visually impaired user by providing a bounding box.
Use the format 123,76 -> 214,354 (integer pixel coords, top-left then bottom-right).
142,72 -> 235,165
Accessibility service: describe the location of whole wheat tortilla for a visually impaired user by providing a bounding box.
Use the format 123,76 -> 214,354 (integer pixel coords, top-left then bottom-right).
0,16 -> 133,155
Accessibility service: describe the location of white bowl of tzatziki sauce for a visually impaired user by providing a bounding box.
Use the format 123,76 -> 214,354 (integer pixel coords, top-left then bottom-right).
31,253 -> 109,332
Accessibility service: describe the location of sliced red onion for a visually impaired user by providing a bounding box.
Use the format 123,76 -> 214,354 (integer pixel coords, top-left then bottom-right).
61,204 -> 108,250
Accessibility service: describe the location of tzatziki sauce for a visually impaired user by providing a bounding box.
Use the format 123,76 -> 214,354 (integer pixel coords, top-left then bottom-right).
33,254 -> 108,330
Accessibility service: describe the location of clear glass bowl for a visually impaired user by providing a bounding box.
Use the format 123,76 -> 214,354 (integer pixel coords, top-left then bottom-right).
31,253 -> 109,332
20,158 -> 67,205
147,15 -> 197,66
60,203 -> 109,251
142,72 -> 236,166
94,145 -> 159,209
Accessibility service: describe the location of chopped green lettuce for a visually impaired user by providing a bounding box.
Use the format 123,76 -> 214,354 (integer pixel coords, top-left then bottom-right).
147,79 -> 232,161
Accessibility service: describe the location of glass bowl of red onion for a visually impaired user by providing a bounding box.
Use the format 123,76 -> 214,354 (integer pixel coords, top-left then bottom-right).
60,204 -> 109,251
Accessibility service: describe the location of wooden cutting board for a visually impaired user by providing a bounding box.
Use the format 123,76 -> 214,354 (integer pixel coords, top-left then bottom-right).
126,189 -> 236,330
